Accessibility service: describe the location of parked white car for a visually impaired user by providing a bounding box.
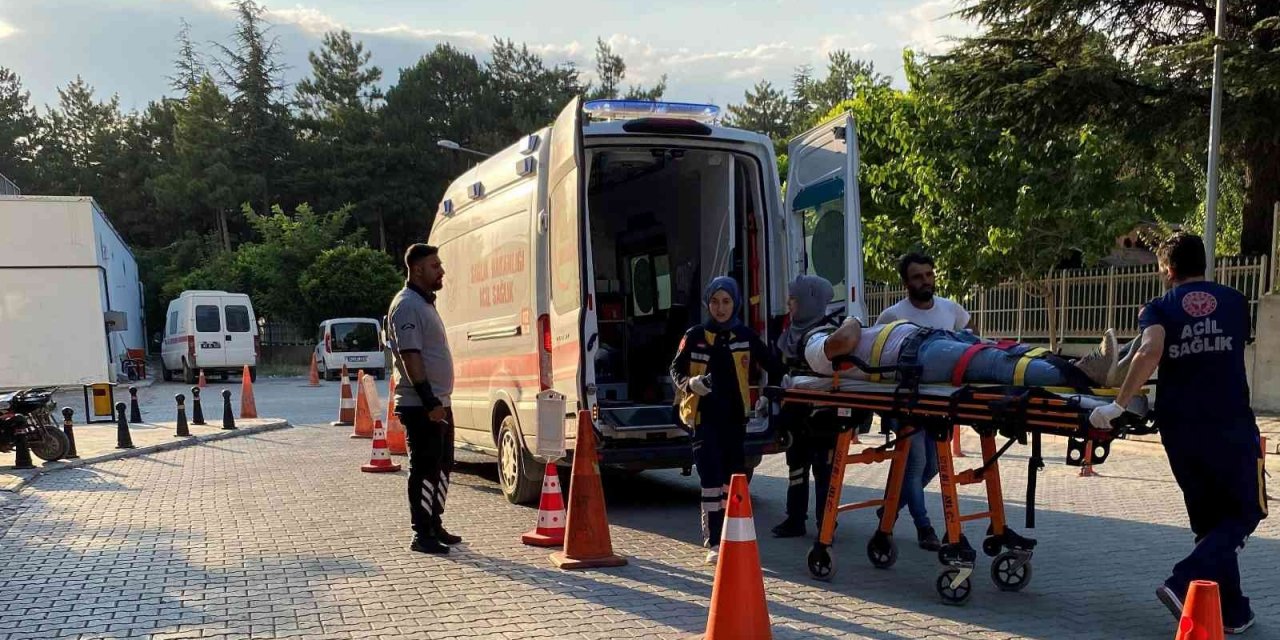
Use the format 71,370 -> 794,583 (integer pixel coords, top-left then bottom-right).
314,318 -> 387,381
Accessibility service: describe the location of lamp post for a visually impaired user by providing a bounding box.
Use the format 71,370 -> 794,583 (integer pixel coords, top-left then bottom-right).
1203,0 -> 1228,281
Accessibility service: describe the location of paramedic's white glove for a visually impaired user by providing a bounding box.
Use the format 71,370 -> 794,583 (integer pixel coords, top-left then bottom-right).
781,374 -> 794,389
1089,402 -> 1126,431
689,375 -> 712,397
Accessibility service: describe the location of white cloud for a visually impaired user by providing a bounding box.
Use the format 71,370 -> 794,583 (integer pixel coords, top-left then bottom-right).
887,0 -> 976,54
0,20 -> 19,40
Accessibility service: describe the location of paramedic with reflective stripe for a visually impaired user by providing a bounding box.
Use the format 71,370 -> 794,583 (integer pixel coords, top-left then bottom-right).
670,276 -> 785,565
388,243 -> 461,556
1090,234 -> 1266,635
771,275 -> 841,539
872,252 -> 972,551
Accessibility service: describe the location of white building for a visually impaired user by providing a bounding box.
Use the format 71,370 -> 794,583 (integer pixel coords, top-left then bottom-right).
0,195 -> 145,387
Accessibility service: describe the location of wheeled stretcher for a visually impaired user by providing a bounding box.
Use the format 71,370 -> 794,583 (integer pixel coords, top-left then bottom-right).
765,354 -> 1155,605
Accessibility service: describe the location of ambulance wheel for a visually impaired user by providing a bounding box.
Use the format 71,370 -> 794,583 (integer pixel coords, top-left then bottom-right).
182,361 -> 196,385
807,545 -> 835,582
497,415 -> 540,505
991,552 -> 1033,592
866,535 -> 898,569
162,366 -> 173,382
936,567 -> 973,606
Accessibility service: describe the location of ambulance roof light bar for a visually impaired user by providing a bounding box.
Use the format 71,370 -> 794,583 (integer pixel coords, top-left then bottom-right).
583,100 -> 721,124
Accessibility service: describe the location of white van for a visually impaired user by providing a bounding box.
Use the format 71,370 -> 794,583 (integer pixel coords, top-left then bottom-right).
314,318 -> 387,380
430,98 -> 867,503
160,291 -> 259,384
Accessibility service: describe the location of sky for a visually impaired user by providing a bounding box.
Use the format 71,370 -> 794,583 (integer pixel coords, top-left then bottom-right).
0,0 -> 978,113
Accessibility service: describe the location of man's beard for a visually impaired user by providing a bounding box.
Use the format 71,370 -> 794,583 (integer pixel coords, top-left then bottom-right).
907,285 -> 934,303
429,278 -> 444,292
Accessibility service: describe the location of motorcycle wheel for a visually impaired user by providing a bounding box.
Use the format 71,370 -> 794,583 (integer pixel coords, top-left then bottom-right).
30,425 -> 70,462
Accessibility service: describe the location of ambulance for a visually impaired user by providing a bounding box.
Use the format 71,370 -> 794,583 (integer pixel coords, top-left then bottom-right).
429,98 -> 866,503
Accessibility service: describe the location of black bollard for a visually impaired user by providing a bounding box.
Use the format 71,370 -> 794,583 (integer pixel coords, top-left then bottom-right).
221,390 -> 236,430
190,386 -> 206,425
12,428 -> 35,469
61,407 -> 79,459
128,386 -> 143,424
175,393 -> 191,438
115,402 -> 136,449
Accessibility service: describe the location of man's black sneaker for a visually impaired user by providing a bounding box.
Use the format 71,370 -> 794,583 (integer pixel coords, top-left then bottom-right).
410,537 -> 449,554
1156,583 -> 1185,621
771,517 -> 806,538
1225,610 -> 1256,635
437,529 -> 463,545
917,526 -> 942,551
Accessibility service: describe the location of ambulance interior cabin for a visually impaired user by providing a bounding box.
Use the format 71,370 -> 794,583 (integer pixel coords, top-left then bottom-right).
586,146 -> 767,422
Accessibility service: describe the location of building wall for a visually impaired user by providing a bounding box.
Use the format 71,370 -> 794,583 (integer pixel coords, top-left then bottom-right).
89,199 -> 146,374
1251,293 -> 1280,413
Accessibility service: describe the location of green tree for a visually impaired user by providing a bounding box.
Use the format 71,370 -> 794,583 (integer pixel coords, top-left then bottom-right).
0,67 -> 38,187
169,18 -> 206,96
791,52 -> 891,130
487,38 -> 581,135
298,246 -> 402,329
724,81 -> 793,155
941,0 -> 1280,255
585,38 -> 667,101
31,76 -> 125,197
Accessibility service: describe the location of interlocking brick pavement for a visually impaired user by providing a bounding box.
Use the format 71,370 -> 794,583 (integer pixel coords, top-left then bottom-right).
0,379 -> 1275,639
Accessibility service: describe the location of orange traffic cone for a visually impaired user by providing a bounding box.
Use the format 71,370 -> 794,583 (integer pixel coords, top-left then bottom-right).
522,462 -> 567,547
951,429 -> 966,458
1174,580 -> 1224,640
361,420 -> 401,473
1079,439 -> 1099,477
331,365 -> 354,426
550,411 -> 627,570
198,369 -> 207,388
239,365 -> 258,419
307,353 -> 321,387
350,371 -> 375,439
385,378 -> 407,455
702,473 -> 771,639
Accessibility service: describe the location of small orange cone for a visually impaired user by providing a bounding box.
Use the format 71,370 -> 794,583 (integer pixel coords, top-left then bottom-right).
550,411 -> 627,570
522,462 -> 567,547
361,420 -> 401,473
331,365 -> 355,426
385,377 -> 407,455
1174,580 -> 1224,640
350,370 -> 375,438
308,353 -> 321,387
702,473 -> 771,639
1079,439 -> 1098,477
951,429 -> 966,458
239,365 -> 258,419
198,369 -> 207,388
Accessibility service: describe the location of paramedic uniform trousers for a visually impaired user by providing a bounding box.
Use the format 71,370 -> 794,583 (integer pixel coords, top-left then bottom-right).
693,419 -> 746,547
784,409 -> 836,526
398,406 -> 455,539
1163,428 -> 1267,619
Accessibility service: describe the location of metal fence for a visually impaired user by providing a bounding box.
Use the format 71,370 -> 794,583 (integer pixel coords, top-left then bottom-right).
261,321 -> 314,346
0,173 -> 19,196
865,255 -> 1269,342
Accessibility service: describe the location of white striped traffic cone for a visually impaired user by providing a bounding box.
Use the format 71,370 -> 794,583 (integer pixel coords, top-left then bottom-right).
521,462 -> 566,547
331,364 -> 354,426
361,420 -> 401,473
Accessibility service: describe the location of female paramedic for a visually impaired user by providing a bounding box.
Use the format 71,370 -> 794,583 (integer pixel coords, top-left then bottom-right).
670,276 -> 785,565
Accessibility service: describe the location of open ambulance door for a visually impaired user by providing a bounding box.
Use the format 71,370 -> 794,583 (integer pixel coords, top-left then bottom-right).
785,112 -> 868,322
545,97 -> 596,447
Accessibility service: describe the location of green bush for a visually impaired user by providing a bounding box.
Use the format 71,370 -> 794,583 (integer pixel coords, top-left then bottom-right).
298,246 -> 402,329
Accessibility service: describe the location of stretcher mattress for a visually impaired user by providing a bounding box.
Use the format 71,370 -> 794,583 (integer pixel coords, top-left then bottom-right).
786,376 -> 1150,417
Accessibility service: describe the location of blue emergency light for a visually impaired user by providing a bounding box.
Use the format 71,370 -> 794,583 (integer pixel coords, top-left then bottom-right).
583,100 -> 721,123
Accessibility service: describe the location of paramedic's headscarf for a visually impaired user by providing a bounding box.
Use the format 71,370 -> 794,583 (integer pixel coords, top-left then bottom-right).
702,276 -> 743,332
780,275 -> 834,360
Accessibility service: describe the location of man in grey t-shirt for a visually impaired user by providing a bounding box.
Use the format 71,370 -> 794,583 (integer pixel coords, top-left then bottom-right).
388,243 -> 459,555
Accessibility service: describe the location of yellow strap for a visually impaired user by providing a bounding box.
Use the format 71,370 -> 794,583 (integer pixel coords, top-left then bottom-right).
1012,348 -> 1050,386
869,320 -> 909,383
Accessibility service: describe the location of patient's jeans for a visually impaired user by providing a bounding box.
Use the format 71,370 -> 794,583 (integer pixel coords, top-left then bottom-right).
915,331 -> 1070,387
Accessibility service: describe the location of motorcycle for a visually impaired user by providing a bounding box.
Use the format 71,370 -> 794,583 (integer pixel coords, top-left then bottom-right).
0,387 -> 71,462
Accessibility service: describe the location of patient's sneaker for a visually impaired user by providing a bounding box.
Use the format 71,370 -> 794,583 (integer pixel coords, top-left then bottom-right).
1074,330 -> 1118,387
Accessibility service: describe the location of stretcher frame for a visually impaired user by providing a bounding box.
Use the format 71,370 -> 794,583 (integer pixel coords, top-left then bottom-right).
767,356 -> 1155,605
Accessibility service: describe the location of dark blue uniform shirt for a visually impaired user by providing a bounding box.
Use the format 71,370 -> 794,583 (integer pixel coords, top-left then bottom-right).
1138,281 -> 1255,439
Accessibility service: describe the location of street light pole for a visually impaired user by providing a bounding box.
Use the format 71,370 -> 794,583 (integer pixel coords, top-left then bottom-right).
437,139 -> 491,159
1203,0 -> 1228,281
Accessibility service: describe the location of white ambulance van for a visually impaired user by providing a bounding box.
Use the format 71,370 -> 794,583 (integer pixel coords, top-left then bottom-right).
429,98 -> 866,503
160,290 -> 260,384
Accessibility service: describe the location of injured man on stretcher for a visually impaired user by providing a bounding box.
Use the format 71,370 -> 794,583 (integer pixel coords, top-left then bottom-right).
804,318 -> 1126,390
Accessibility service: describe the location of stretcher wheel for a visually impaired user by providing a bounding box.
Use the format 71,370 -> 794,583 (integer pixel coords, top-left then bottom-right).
866,534 -> 897,569
807,545 -> 835,582
936,567 -> 973,606
982,537 -> 1003,557
990,551 -> 1033,592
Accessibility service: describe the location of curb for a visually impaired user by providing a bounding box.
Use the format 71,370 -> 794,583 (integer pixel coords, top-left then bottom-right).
1,419 -> 291,493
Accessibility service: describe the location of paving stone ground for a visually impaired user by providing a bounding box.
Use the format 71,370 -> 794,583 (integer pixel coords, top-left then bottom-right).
0,378 -> 1276,639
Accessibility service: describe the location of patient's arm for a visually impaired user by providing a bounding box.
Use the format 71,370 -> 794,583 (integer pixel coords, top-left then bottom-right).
822,317 -> 863,360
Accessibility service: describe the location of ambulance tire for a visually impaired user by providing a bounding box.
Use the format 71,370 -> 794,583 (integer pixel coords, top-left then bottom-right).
497,415 -> 540,505
162,366 -> 173,382
182,361 -> 196,385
